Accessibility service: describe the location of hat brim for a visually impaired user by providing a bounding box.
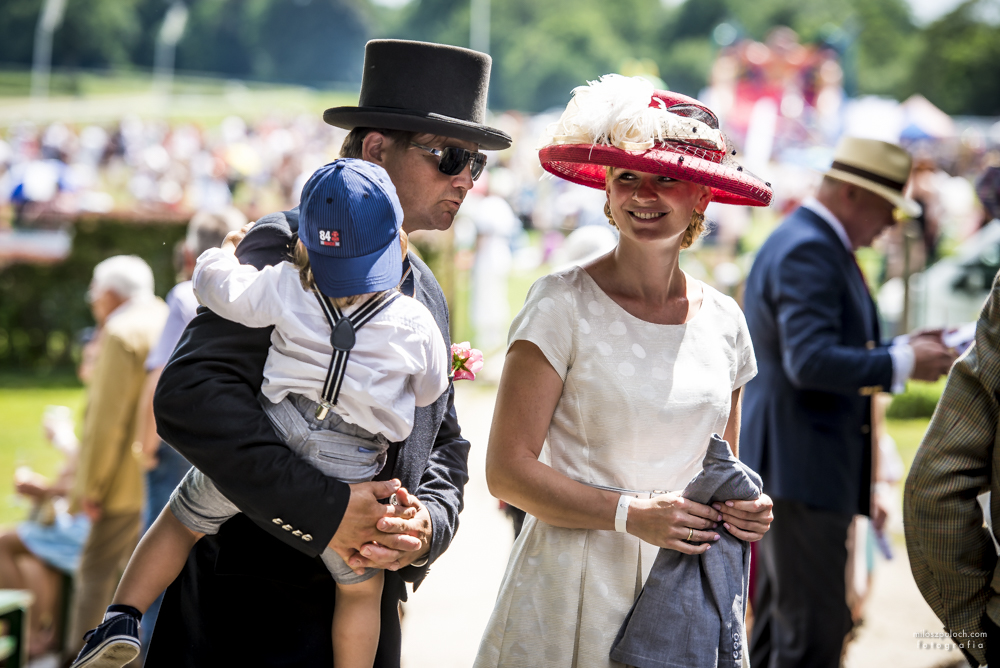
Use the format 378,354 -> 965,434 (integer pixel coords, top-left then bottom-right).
324,107 -> 512,151
825,168 -> 922,218
539,144 -> 772,207
308,236 -> 403,299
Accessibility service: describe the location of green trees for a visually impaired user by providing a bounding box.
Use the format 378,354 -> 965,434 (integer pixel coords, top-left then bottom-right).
176,0 -> 372,85
0,0 -> 998,114
381,0 -> 933,111
908,0 -> 1000,115
0,0 -> 144,69
0,0 -> 371,86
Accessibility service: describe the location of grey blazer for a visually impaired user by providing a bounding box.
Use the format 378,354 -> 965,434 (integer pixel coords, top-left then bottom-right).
611,435 -> 762,668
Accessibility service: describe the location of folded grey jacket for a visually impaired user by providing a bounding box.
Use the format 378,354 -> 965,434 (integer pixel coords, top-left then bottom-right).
610,434 -> 763,668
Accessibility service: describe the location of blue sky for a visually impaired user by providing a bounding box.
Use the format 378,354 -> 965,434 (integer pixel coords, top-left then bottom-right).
906,0 -> 966,24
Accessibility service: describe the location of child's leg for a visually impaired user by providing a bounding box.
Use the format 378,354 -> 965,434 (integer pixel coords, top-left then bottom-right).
70,468 -> 231,667
111,506 -> 203,613
332,570 -> 384,668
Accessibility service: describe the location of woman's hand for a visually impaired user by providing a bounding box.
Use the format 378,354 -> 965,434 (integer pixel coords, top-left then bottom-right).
627,492 -> 722,555
713,493 -> 773,542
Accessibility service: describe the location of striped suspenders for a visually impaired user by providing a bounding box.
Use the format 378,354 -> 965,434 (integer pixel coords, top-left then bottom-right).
313,289 -> 402,419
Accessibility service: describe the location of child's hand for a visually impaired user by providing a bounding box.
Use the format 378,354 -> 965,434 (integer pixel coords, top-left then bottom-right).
222,221 -> 256,254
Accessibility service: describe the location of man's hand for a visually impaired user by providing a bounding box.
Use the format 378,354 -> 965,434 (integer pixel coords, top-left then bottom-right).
345,487 -> 432,572
13,468 -> 50,500
907,327 -> 945,343
871,483 -> 891,532
221,221 -> 255,254
911,336 -> 957,382
713,493 -> 774,542
327,479 -> 422,574
14,479 -> 50,500
81,498 -> 102,522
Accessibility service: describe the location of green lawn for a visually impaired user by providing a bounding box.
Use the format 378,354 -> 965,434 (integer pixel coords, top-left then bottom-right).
886,418 -> 932,472
0,66 -> 359,127
0,383 -> 86,528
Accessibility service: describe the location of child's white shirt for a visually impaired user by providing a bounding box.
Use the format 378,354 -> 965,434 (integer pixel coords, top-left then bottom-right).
192,247 -> 449,442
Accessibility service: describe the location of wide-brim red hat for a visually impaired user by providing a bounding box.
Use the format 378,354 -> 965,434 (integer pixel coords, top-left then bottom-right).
539,77 -> 772,207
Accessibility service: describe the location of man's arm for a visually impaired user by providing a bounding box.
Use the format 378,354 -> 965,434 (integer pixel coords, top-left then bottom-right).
74,334 -> 143,512
153,215 -> 350,555
904,274 -> 1000,667
405,384 -> 471,581
772,240 -> 893,394
354,383 -> 471,582
353,257 -> 473,581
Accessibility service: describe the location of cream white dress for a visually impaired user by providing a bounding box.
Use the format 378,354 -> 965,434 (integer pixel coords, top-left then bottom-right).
474,266 -> 757,668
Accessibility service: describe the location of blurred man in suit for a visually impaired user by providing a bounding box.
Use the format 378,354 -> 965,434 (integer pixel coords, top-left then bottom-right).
742,137 -> 956,667
66,255 -> 167,661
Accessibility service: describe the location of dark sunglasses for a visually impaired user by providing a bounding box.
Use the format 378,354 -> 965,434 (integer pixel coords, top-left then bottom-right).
410,142 -> 487,181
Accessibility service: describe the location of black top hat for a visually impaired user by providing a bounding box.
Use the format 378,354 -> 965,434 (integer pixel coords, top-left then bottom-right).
323,40 -> 512,151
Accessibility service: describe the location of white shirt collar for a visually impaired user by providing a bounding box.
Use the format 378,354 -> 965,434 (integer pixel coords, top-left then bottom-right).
802,197 -> 852,252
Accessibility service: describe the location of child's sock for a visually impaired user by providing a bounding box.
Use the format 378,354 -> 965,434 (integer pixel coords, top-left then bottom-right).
103,604 -> 142,624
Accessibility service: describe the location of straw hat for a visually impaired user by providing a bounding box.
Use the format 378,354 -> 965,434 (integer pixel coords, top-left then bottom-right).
537,75 -> 772,207
825,137 -> 921,217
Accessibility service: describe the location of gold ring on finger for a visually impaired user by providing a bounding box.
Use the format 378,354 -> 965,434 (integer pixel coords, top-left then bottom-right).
687,528 -> 694,541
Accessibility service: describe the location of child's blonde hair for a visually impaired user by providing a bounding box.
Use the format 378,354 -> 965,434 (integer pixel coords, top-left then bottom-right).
292,230 -> 409,308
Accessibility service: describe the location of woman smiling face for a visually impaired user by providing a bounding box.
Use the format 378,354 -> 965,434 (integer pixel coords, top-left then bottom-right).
606,167 -> 712,245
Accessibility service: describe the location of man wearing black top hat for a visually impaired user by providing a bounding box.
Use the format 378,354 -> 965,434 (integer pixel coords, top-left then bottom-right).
141,40 -> 511,668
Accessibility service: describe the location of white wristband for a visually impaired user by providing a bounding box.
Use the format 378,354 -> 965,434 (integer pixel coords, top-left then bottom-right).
615,494 -> 632,533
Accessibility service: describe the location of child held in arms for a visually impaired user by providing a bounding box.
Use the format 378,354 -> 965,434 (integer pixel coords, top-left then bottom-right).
72,159 -> 449,668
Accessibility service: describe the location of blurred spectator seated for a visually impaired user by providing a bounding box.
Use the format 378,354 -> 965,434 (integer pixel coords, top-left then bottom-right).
0,406 -> 90,660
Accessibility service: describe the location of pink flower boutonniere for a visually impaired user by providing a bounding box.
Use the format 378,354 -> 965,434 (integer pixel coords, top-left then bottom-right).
451,342 -> 484,381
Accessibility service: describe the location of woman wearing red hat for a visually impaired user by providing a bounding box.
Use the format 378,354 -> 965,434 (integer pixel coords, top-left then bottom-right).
475,75 -> 774,667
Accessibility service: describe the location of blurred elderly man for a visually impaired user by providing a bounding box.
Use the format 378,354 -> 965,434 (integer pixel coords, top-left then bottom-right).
742,137 -> 957,667
136,209 -> 247,520
66,255 -> 168,661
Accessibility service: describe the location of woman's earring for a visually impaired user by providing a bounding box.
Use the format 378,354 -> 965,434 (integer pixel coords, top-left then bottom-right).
604,201 -> 618,229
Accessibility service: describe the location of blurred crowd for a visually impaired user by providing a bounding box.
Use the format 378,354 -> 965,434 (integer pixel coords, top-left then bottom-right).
1,110 -> 997,245
0,209 -> 243,664
1,107 -> 1000,349
0,115 -> 346,226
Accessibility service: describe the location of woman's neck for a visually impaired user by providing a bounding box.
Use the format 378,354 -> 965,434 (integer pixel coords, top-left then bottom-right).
584,235 -> 701,325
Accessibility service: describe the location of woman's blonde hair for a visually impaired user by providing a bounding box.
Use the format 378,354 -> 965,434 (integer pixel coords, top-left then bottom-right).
292,230 -> 408,308
604,166 -> 706,249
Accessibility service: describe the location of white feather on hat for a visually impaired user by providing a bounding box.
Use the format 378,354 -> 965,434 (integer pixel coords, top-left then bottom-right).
544,74 -> 725,152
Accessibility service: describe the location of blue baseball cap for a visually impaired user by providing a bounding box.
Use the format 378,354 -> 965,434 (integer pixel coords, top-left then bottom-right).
298,159 -> 403,299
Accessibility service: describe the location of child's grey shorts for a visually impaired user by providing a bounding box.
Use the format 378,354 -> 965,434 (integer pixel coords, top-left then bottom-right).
168,393 -> 392,585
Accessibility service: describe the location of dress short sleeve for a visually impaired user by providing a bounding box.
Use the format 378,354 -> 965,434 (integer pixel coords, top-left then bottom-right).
734,308 -> 758,390
507,274 -> 576,381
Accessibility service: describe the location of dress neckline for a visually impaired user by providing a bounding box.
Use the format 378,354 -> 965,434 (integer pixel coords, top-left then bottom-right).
574,265 -> 709,328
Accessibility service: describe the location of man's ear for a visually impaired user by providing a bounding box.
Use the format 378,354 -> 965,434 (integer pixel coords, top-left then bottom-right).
843,182 -> 861,204
362,132 -> 387,166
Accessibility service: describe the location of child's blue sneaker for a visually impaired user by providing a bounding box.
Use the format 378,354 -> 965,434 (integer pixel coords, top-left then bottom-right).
71,608 -> 141,668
